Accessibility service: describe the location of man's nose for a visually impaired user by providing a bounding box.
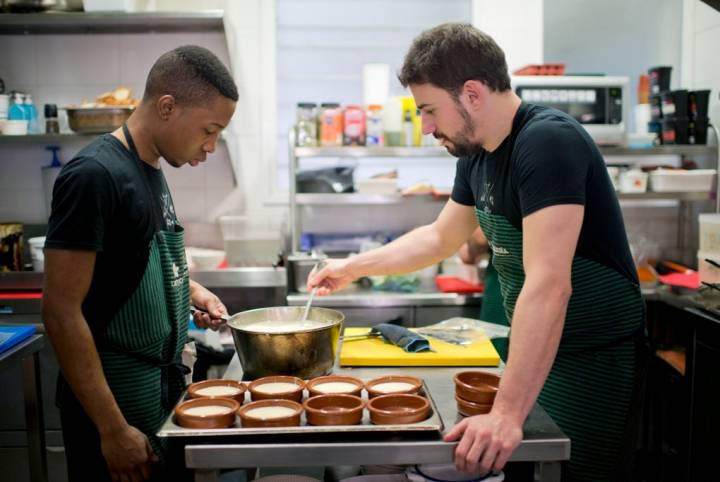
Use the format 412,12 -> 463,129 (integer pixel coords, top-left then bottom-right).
421,117 -> 435,136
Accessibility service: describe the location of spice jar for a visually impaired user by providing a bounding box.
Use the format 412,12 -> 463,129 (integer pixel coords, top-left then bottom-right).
343,104 -> 366,146
45,104 -> 59,134
319,103 -> 343,147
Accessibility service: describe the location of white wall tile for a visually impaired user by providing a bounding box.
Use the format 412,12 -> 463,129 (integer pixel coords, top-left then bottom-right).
118,32 -> 229,85
172,187 -> 207,222
0,189 -> 47,224
0,36 -> 38,89
35,35 -> 121,86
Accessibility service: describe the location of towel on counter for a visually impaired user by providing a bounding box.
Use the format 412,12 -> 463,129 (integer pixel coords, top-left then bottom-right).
370,323 -> 432,353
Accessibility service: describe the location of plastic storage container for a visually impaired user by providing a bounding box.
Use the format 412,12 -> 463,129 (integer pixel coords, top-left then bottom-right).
698,251 -> 720,285
619,170 -> 648,193
699,214 -> 720,253
219,215 -> 283,265
649,169 -> 715,192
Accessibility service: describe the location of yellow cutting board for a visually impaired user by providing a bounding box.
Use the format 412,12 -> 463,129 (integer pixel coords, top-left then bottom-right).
339,327 -> 500,367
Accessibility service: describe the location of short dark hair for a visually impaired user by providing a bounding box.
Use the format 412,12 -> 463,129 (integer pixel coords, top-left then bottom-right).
398,23 -> 511,94
143,45 -> 239,104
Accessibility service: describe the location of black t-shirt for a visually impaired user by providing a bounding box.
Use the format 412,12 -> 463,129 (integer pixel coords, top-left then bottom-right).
452,102 -> 637,283
45,134 -> 178,336
451,103 -> 643,348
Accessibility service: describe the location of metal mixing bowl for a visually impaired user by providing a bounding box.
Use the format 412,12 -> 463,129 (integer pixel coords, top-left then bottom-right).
228,306 -> 343,380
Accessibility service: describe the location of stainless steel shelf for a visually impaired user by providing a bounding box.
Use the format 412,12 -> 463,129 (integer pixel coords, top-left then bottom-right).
617,191 -> 713,201
295,193 -> 444,205
0,133 -> 96,144
295,146 -> 452,158
601,145 -> 717,156
0,10 -> 224,34
294,145 -> 717,158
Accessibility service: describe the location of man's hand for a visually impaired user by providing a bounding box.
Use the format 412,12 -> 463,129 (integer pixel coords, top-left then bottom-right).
190,281 -> 228,331
443,410 -> 523,474
306,258 -> 357,295
101,424 -> 157,482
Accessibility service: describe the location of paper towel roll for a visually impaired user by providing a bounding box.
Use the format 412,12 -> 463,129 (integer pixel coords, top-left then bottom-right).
363,63 -> 390,106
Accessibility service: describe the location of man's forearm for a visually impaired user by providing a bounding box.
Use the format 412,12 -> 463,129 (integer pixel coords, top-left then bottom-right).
349,223 -> 457,278
492,278 -> 570,424
43,310 -> 127,435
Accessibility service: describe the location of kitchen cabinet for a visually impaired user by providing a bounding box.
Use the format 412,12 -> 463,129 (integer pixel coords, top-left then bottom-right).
642,298 -> 720,481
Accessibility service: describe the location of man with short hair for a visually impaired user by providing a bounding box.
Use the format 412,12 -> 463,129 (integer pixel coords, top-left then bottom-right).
309,24 -> 645,481
42,45 -> 238,481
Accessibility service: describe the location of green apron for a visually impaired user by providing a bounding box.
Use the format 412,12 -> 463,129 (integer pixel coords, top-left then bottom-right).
98,124 -> 190,465
480,253 -> 509,361
475,204 -> 644,482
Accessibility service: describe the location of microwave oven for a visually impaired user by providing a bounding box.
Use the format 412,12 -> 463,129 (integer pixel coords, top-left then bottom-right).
511,76 -> 630,145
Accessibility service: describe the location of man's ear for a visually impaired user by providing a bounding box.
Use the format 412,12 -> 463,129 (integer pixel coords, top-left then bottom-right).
156,95 -> 177,121
462,80 -> 487,111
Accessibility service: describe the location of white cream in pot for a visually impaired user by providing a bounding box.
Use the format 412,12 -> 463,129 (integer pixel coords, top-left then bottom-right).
254,382 -> 299,394
185,405 -> 234,417
195,386 -> 242,397
245,406 -> 296,419
313,382 -> 359,394
241,319 -> 329,333
372,381 -> 416,393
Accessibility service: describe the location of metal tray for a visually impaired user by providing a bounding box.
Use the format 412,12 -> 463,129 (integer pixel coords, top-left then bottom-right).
157,381 -> 443,438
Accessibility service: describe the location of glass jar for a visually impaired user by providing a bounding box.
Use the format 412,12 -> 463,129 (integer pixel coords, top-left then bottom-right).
295,102 -> 318,147
319,102 -> 343,147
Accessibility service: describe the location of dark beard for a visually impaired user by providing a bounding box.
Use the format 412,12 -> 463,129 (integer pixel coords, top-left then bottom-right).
436,102 -> 483,158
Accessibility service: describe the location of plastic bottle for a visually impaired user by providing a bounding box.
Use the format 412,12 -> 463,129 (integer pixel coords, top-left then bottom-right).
24,94 -> 39,134
8,93 -> 26,121
366,104 -> 384,146
403,110 -> 414,147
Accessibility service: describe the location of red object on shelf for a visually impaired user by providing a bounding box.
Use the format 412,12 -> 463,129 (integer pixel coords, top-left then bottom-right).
435,275 -> 484,294
658,271 -> 700,290
0,292 -> 42,300
513,63 -> 566,76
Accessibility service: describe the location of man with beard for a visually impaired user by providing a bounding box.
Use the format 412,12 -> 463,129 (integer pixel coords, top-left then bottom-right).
308,23 -> 646,482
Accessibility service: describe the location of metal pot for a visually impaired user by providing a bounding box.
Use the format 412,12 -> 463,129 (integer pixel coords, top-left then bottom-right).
228,306 -> 343,380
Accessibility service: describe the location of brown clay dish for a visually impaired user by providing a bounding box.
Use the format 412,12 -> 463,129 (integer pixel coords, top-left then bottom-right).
455,394 -> 493,417
187,379 -> 247,404
248,375 -> 305,402
365,375 -> 423,398
454,371 -> 500,404
174,397 -> 239,429
237,399 -> 303,428
367,394 -> 430,425
306,375 -> 364,398
303,394 -> 365,426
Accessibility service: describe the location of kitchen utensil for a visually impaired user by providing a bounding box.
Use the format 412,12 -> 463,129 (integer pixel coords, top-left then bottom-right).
190,306 -> 229,322
301,287 -> 317,323
228,306 -> 343,379
287,251 -> 327,293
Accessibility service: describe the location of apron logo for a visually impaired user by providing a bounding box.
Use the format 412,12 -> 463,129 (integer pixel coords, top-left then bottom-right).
489,241 -> 509,256
171,262 -> 185,289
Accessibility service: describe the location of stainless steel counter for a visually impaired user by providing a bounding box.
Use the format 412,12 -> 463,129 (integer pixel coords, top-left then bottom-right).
189,267 -> 287,288
287,279 -> 483,308
183,326 -> 569,482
